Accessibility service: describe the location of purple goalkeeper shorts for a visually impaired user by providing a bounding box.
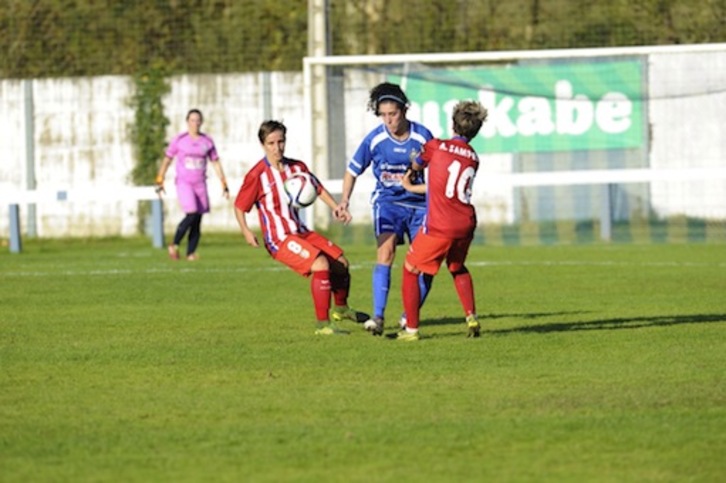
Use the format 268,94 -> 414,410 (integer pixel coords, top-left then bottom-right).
176,180 -> 210,214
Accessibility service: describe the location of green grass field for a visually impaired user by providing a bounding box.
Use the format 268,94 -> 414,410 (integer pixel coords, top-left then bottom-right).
1,235 -> 725,482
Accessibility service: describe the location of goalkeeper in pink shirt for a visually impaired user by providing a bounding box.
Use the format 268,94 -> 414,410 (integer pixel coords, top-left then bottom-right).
155,109 -> 229,261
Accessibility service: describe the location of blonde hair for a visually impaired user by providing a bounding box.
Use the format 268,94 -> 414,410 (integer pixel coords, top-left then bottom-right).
452,101 -> 488,140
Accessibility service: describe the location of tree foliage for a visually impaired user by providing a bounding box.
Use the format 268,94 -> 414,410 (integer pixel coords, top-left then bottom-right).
1,0 -> 724,79
128,64 -> 170,231
129,66 -> 170,187
329,0 -> 726,55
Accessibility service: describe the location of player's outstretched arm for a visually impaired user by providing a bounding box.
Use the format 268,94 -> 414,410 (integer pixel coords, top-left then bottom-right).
402,167 -> 426,194
320,189 -> 352,224
334,171 -> 356,220
235,207 -> 259,247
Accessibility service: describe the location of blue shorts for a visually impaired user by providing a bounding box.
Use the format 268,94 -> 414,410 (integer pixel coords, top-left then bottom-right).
372,201 -> 426,245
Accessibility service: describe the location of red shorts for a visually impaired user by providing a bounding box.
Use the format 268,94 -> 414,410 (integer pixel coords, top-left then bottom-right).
274,232 -> 344,276
405,230 -> 472,275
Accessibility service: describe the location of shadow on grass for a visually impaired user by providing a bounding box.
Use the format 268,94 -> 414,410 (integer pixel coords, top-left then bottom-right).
490,313 -> 726,334
422,313 -> 726,338
422,311 -> 587,328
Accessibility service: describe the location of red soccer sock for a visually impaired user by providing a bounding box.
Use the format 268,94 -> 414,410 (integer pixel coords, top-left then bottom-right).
330,271 -> 350,307
311,270 -> 331,321
402,268 -> 421,329
453,269 -> 476,316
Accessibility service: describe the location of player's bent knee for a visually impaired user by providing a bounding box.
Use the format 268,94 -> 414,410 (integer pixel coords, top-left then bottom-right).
311,254 -> 330,272
404,261 -> 420,275
335,255 -> 350,269
330,256 -> 349,273
448,264 -> 468,276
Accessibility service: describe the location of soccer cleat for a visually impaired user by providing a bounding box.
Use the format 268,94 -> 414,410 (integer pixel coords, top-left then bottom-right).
395,330 -> 421,342
314,326 -> 337,335
363,316 -> 384,336
168,244 -> 180,260
314,323 -> 348,335
330,306 -> 369,323
466,314 -> 481,338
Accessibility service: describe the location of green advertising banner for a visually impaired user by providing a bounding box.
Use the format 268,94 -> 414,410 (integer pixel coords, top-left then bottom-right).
392,60 -> 645,154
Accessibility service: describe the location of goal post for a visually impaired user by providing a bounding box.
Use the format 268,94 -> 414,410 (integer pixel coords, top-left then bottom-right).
303,43 -> 726,243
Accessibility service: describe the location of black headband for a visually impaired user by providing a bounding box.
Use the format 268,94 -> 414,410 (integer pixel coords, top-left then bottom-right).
377,94 -> 406,106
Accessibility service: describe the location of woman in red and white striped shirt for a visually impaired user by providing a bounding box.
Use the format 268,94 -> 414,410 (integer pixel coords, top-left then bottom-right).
234,120 -> 367,335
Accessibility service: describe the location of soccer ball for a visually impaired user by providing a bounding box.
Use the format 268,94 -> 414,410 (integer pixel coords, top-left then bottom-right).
283,172 -> 318,208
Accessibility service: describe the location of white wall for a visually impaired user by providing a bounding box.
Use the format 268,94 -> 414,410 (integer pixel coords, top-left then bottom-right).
161,72 -> 304,235
648,51 -> 726,218
1,80 -> 27,205
1,72 -> 304,238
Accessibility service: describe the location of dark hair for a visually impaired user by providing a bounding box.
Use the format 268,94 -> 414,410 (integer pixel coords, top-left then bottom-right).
452,101 -> 488,140
258,120 -> 287,143
367,82 -> 409,116
186,108 -> 203,122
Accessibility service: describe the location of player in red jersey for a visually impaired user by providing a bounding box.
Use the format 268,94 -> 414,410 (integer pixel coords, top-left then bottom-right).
398,101 -> 489,341
234,120 -> 367,335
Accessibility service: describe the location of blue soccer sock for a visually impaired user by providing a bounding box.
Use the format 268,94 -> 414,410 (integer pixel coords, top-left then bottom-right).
372,264 -> 391,319
418,273 -> 433,307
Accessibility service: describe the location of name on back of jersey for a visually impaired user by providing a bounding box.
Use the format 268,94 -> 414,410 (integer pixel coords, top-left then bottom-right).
438,142 -> 478,161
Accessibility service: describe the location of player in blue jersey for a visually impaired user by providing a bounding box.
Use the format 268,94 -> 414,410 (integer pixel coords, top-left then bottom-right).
334,82 -> 434,336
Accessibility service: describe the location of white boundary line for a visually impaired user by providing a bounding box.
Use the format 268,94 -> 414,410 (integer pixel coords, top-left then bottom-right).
4,259 -> 724,277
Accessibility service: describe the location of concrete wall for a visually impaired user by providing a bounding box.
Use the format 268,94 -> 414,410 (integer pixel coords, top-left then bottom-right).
1,72 -> 304,238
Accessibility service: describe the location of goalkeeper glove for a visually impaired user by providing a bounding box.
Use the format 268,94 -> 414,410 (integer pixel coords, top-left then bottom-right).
154,175 -> 165,194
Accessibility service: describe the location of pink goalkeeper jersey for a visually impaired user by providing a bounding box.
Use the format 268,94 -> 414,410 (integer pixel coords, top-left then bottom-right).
165,132 -> 219,184
234,157 -> 323,255
416,137 -> 479,239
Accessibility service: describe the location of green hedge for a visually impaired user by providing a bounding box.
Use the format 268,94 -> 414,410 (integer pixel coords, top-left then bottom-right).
1,1 -> 724,79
